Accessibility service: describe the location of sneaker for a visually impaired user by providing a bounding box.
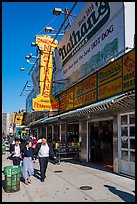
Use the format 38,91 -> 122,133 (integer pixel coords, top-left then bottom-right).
41,179 -> 44,182
28,177 -> 31,184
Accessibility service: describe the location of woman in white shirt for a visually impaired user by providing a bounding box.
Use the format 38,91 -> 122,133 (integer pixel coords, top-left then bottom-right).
10,138 -> 22,165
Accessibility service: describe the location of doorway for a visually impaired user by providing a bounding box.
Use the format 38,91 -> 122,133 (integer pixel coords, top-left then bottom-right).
88,120 -> 113,169
118,112 -> 135,177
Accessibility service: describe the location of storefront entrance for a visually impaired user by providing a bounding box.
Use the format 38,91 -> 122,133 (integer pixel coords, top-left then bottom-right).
88,120 -> 113,169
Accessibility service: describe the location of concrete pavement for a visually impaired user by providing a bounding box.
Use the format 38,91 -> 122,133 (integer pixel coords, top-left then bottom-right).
2,153 -> 135,202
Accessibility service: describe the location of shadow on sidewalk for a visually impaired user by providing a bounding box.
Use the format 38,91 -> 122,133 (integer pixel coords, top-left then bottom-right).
56,158 -> 135,182
104,185 -> 135,202
59,158 -> 114,174
33,168 -> 41,181
19,169 -> 41,183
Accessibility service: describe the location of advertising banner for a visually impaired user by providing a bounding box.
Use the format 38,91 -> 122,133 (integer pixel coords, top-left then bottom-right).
12,112 -> 16,124
66,88 -> 74,111
13,112 -> 24,125
59,49 -> 135,113
74,89 -> 96,108
123,49 -> 135,91
74,82 -> 83,98
59,93 -> 67,113
55,2 -> 125,92
32,35 -> 59,111
97,58 -> 122,86
98,77 -> 122,100
83,74 -> 96,94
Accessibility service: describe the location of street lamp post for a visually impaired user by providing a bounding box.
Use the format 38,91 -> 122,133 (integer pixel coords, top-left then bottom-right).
25,53 -> 40,59
53,7 -> 76,18
26,59 -> 35,65
52,2 -> 77,43
20,53 -> 40,74
45,26 -> 64,36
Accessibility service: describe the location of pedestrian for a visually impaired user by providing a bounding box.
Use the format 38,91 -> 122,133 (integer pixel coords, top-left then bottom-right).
21,141 -> 34,185
34,138 -> 56,182
28,135 -> 34,144
32,136 -> 38,162
10,138 -> 22,166
37,138 -> 42,143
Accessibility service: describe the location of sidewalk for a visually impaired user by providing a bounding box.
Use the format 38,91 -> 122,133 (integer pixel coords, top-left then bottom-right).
2,153 -> 135,202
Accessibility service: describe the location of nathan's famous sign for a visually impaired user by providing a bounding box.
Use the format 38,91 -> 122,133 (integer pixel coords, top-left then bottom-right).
59,2 -> 110,64
32,35 -> 59,111
54,2 -> 125,93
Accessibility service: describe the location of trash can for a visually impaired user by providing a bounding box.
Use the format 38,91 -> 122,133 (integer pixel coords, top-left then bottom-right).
2,144 -> 6,155
4,166 -> 22,193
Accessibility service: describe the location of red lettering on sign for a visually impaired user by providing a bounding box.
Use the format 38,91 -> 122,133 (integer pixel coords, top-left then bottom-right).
34,101 -> 51,109
44,83 -> 50,90
43,91 -> 50,98
124,57 -> 135,72
43,53 -> 49,58
44,44 -> 51,51
44,68 -> 49,74
52,103 -> 58,109
37,38 -> 52,45
44,76 -> 50,83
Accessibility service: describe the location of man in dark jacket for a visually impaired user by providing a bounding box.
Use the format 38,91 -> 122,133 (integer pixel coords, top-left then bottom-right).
10,138 -> 23,165
34,138 -> 56,182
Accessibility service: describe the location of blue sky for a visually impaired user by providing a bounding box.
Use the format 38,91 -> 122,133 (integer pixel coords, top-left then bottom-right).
2,2 -> 85,114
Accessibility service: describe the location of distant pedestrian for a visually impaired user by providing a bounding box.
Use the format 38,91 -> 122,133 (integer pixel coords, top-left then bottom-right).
34,138 -> 56,182
28,135 -> 34,144
10,138 -> 22,165
32,136 -> 38,162
21,141 -> 34,185
37,138 -> 42,143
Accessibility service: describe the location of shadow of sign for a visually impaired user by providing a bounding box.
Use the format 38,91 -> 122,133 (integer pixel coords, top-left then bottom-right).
104,185 -> 135,202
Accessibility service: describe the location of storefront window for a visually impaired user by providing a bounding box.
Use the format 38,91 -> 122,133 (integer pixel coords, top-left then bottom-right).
129,114 -> 135,124
121,137 -> 128,148
121,115 -> 127,125
130,139 -> 135,149
121,151 -> 128,161
67,124 -> 79,142
130,126 -> 135,137
121,127 -> 128,137
130,152 -> 135,162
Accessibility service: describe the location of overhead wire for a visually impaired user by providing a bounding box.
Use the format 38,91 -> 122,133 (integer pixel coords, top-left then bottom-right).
34,15 -> 58,38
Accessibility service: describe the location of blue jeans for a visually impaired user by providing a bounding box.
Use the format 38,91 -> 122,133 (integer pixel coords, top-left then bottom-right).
39,157 -> 49,180
22,157 -> 34,180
